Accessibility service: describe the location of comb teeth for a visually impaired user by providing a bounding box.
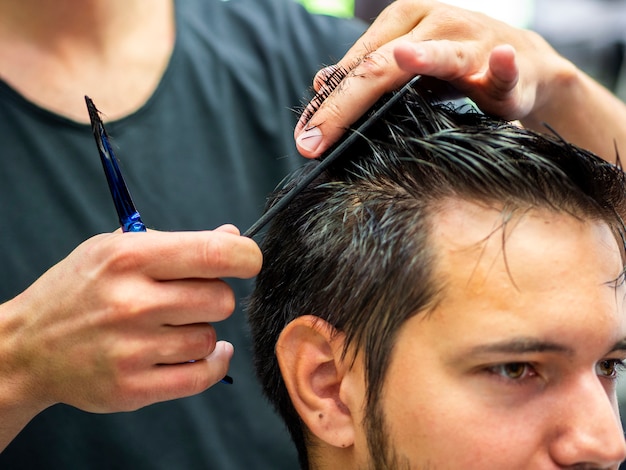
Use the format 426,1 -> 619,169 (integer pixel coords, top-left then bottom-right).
244,75 -> 425,238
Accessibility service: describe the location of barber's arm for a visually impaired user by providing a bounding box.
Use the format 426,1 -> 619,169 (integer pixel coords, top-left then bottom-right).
296,0 -> 626,163
0,225 -> 261,452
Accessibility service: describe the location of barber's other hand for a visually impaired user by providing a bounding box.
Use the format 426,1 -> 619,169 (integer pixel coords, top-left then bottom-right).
294,0 -> 573,158
0,226 -> 261,417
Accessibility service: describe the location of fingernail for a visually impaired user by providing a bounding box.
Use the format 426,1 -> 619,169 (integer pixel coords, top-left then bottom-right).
296,126 -> 323,153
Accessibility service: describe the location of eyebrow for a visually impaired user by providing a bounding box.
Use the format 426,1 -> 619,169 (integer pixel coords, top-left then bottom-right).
465,337 -> 574,356
609,338 -> 626,353
464,336 -> 626,357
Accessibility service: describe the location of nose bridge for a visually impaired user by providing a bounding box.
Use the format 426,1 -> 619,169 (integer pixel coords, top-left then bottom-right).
549,373 -> 626,467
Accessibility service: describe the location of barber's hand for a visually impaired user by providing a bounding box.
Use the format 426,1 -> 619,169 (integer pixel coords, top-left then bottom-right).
294,0 -> 573,158
0,225 -> 261,417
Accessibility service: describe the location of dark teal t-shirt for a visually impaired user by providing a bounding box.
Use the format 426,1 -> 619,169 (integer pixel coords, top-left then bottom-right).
0,0 -> 365,468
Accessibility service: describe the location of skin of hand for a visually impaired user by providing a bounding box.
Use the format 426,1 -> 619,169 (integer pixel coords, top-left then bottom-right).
295,0 -> 626,162
0,224 -> 262,451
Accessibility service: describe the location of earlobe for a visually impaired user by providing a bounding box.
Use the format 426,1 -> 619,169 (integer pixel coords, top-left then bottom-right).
276,315 -> 356,449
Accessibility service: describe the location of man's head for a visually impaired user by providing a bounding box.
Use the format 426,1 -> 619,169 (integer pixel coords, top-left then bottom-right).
247,87 -> 626,469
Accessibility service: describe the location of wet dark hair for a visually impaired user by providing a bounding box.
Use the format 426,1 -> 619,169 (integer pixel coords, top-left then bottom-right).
246,85 -> 626,469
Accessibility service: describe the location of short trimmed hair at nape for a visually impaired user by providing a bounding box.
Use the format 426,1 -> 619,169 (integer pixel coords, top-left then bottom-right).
246,83 -> 626,469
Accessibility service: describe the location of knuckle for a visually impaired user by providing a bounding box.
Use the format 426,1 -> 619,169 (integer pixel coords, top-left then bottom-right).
109,340 -> 142,374
390,0 -> 426,20
208,281 -> 236,320
100,286 -> 148,323
452,43 -> 466,62
89,236 -> 144,276
383,0 -> 440,30
199,235 -> 229,273
317,98 -> 344,124
74,233 -> 108,260
354,52 -> 390,80
104,349 -> 161,410
107,244 -> 143,273
199,233 -> 261,278
220,287 -> 236,317
194,327 -> 218,358
189,369 -> 213,393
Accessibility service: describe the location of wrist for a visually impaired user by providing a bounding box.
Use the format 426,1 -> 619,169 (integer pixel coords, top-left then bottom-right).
0,296 -> 52,449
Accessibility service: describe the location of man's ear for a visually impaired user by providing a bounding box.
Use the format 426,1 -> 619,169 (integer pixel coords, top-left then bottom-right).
276,315 -> 357,450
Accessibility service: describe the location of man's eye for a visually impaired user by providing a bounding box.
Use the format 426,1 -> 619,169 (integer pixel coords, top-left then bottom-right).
596,359 -> 626,378
489,363 -> 536,380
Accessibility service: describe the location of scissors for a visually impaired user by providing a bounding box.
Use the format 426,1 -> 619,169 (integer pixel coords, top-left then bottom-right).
85,96 -> 233,385
85,96 -> 146,233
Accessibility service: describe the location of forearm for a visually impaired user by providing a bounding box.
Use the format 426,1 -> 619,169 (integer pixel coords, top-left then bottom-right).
522,65 -> 626,164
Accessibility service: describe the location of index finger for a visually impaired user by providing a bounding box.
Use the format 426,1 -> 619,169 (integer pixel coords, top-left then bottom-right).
295,38 -> 414,158
294,2 -> 433,158
116,230 -> 263,281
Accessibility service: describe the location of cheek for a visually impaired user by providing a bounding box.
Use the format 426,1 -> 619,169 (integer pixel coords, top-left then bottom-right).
382,373 -> 470,461
381,361 -> 546,468
381,353 -> 465,461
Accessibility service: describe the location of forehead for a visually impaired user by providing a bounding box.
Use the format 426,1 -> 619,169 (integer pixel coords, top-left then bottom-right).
426,199 -> 626,344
